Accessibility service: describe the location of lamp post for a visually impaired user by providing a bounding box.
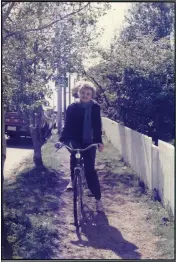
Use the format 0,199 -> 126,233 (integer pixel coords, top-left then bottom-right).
55,73 -> 69,135
63,73 -> 67,122
55,76 -> 62,136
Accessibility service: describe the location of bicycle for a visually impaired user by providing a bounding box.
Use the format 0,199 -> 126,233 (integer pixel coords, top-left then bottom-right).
55,142 -> 99,228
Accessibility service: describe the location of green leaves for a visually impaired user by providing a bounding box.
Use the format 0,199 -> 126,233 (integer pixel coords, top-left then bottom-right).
121,2 -> 174,42
86,3 -> 174,144
2,2 -> 110,119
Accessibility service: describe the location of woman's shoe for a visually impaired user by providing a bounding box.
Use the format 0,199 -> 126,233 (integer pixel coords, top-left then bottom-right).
66,180 -> 73,191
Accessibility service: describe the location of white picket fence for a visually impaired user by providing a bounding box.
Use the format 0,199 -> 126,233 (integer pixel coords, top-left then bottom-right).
102,117 -> 175,216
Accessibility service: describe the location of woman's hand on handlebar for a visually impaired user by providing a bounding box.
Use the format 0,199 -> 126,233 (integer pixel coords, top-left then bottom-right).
55,141 -> 73,152
55,142 -> 63,149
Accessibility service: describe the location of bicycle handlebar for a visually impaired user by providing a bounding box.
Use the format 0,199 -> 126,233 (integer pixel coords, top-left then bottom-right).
55,142 -> 99,152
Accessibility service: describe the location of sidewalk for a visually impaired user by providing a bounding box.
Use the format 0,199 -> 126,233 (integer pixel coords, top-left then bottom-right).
3,132 -> 174,259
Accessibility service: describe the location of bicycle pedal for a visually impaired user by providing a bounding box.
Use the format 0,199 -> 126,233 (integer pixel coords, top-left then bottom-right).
64,188 -> 73,192
87,193 -> 94,197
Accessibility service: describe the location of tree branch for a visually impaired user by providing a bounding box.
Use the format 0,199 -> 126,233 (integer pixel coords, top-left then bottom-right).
3,31 -> 21,43
2,2 -> 11,8
3,2 -> 90,42
2,28 -> 10,33
26,3 -> 90,32
2,2 -> 15,27
8,16 -> 14,23
45,74 -> 53,82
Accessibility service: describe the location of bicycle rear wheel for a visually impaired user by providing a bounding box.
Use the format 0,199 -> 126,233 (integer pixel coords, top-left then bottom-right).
73,170 -> 83,227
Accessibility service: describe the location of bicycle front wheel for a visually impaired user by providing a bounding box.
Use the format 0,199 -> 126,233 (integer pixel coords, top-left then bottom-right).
73,170 -> 83,227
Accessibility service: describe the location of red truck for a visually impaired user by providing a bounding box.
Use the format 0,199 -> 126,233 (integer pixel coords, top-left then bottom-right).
5,106 -> 56,139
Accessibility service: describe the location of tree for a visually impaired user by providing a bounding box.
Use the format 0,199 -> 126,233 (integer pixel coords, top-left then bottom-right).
2,2 -> 110,167
120,2 -> 175,42
85,2 -> 175,144
86,33 -> 174,144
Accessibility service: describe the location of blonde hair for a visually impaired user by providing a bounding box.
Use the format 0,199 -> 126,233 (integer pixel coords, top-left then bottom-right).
72,80 -> 96,98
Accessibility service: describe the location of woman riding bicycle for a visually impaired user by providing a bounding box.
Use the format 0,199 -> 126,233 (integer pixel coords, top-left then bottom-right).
59,80 -> 104,212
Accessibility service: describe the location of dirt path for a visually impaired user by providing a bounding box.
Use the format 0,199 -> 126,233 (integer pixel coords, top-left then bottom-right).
3,135 -> 174,259
49,144 -> 165,259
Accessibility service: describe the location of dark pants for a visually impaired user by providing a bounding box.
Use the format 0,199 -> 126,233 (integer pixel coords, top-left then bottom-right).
69,141 -> 101,200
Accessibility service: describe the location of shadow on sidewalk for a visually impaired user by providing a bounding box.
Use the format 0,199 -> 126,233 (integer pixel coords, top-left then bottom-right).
99,171 -> 145,199
3,166 -> 67,259
71,212 -> 141,259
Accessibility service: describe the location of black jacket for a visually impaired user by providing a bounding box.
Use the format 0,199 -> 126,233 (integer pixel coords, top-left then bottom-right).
60,101 -> 103,144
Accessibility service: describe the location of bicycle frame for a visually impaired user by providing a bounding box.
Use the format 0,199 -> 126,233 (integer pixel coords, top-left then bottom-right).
74,152 -> 86,189
56,142 -> 98,227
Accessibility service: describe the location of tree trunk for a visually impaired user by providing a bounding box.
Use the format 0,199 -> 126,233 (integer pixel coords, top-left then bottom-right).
2,106 -> 13,258
29,106 -> 44,168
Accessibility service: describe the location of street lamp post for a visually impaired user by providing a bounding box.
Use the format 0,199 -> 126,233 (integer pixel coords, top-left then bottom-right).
63,73 -> 67,122
55,73 -> 69,136
55,80 -> 62,136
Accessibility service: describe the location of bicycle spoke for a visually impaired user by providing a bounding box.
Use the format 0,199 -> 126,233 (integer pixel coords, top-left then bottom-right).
73,171 -> 84,227
77,175 -> 83,223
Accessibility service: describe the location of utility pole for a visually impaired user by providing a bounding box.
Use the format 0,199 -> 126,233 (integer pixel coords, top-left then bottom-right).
54,10 -> 63,136
55,72 -> 62,136
68,73 -> 71,105
63,75 -> 67,122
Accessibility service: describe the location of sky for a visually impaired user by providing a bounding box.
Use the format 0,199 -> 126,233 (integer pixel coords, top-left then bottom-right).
83,2 -> 132,69
97,2 -> 132,49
